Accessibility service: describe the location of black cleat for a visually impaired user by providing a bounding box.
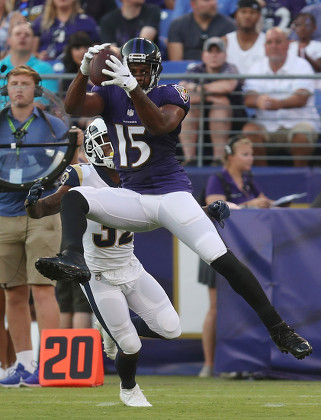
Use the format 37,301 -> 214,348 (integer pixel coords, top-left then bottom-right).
35,250 -> 90,284
269,321 -> 312,360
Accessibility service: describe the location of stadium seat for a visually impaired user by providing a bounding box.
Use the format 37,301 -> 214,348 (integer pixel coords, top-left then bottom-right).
160,60 -> 201,84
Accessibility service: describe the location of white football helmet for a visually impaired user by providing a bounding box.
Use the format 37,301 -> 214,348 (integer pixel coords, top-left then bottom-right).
84,118 -> 115,169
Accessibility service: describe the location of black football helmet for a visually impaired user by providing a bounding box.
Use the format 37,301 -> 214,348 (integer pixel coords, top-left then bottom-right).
121,37 -> 163,92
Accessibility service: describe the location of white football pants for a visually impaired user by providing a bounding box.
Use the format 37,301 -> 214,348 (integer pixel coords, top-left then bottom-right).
72,187 -> 227,264
82,266 -> 181,354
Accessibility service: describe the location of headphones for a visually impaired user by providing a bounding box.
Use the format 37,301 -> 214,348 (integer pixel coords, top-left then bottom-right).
224,135 -> 244,156
1,66 -> 43,97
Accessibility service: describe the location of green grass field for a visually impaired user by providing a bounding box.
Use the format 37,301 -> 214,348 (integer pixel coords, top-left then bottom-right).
1,375 -> 321,420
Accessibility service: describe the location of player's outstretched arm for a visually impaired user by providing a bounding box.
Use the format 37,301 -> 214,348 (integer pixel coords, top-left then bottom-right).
25,181 -> 71,219
64,71 -> 105,117
65,44 -> 108,116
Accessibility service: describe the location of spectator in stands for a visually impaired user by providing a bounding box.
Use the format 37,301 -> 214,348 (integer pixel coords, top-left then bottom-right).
100,0 -> 161,48
242,27 -> 321,167
179,37 -> 245,165
146,0 -> 175,9
32,0 -> 100,62
0,0 -> 25,59
288,12 -> 321,73
222,0 -> 265,75
167,0 -> 236,61
171,0 -> 239,22
12,0 -> 45,23
80,0 -> 117,23
261,0 -> 306,33
198,135 -> 271,378
62,31 -> 93,93
295,3 -> 321,42
0,21 -> 58,94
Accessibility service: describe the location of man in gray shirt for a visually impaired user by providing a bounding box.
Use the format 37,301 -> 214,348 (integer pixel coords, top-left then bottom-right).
167,0 -> 236,61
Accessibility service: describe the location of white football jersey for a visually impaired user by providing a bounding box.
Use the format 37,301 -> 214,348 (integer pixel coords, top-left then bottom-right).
61,163 -> 142,284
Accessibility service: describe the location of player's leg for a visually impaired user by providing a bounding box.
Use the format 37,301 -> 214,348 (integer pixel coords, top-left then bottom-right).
157,192 -> 312,359
84,279 -> 141,388
82,276 -> 151,407
124,268 -> 181,340
35,187 -> 156,283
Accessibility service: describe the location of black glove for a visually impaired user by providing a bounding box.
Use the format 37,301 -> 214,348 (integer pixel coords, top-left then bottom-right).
207,200 -> 230,228
25,179 -> 44,207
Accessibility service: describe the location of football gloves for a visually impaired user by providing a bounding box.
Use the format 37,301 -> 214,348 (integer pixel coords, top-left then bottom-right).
25,179 -> 44,207
101,56 -> 138,92
207,200 -> 230,228
80,43 -> 111,76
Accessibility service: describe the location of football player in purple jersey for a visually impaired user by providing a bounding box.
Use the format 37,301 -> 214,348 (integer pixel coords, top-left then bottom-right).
36,37 -> 312,374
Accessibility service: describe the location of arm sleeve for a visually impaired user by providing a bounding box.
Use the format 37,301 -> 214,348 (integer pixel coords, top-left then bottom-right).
60,165 -> 81,187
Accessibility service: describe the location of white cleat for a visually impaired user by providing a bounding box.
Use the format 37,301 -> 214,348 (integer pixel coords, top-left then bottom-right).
120,383 -> 152,407
95,320 -> 117,360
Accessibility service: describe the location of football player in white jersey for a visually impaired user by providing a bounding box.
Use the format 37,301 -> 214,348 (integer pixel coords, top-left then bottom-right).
26,118 -> 229,406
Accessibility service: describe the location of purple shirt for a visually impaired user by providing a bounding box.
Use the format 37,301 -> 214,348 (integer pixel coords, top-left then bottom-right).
92,83 -> 192,195
206,169 -> 261,205
100,4 -> 160,48
32,13 -> 100,60
262,0 -> 307,31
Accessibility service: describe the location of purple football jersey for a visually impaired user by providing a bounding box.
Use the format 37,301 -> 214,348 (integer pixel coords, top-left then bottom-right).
262,0 -> 306,31
92,83 -> 192,195
32,14 -> 100,60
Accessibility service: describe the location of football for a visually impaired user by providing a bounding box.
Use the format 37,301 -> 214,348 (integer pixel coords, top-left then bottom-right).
89,45 -> 121,86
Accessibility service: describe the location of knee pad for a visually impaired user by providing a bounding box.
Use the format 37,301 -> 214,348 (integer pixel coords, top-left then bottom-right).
196,231 -> 227,264
157,307 -> 181,339
118,332 -> 142,355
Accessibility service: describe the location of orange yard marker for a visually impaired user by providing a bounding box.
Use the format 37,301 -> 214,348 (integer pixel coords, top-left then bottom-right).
39,329 -> 104,387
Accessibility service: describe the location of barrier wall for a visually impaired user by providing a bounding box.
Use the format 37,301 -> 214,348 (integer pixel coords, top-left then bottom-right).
106,208 -> 321,379
214,209 -> 321,379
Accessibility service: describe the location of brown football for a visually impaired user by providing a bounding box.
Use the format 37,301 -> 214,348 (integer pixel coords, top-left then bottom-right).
89,45 -> 121,86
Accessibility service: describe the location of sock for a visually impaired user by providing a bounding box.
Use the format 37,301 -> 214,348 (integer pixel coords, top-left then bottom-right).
60,190 -> 89,253
116,351 -> 139,390
131,316 -> 163,339
211,249 -> 282,329
16,350 -> 35,373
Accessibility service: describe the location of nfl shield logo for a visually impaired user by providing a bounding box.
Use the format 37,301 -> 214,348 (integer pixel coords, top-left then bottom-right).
127,109 -> 134,117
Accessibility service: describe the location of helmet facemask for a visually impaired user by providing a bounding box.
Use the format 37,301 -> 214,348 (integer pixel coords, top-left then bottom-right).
84,118 -> 115,169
